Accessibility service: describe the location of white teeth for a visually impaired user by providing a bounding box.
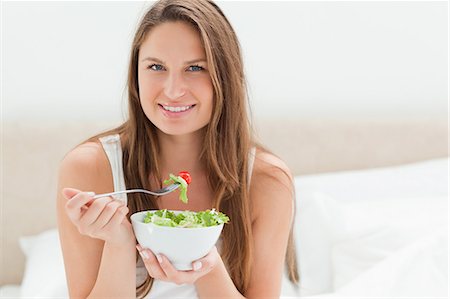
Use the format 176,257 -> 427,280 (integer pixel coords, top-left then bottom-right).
162,105 -> 192,112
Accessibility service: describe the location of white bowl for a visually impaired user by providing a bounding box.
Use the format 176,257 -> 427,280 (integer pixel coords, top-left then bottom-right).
131,210 -> 224,270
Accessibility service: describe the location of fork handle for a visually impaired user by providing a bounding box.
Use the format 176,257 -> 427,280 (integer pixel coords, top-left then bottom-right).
92,189 -> 158,199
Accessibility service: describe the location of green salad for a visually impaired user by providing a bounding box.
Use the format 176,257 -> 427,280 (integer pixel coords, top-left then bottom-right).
143,209 -> 230,228
146,172 -> 230,227
164,173 -> 189,203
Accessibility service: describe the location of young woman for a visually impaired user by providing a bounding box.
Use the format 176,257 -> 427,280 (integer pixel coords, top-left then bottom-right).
56,0 -> 298,298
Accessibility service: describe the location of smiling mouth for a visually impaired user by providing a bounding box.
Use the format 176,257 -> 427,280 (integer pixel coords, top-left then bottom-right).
158,104 -> 196,113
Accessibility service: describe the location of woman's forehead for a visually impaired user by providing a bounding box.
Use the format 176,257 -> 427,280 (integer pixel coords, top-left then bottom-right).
139,21 -> 206,63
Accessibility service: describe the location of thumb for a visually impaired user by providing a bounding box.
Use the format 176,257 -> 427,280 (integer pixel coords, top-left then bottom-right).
192,246 -> 218,272
62,187 -> 83,200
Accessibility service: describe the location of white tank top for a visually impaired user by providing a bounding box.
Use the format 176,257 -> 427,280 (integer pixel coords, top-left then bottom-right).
99,134 -> 257,298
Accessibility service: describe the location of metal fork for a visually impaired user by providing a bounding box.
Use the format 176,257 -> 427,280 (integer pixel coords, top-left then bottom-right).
92,183 -> 180,199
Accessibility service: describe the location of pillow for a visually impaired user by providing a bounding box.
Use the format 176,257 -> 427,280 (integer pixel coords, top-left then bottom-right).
332,227 -> 448,297
292,181 -> 347,295
298,157 -> 448,204
0,284 -> 21,297
331,195 -> 448,289
19,229 -> 69,298
293,157 -> 448,294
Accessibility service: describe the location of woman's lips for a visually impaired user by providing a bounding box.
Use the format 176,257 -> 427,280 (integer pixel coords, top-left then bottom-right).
158,104 -> 196,118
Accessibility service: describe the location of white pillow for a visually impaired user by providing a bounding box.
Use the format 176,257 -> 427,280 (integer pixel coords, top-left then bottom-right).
293,157 -> 448,294
331,195 -> 448,289
298,157 -> 448,204
19,229 -> 69,298
0,284 -> 21,297
293,182 -> 347,295
332,228 -> 448,297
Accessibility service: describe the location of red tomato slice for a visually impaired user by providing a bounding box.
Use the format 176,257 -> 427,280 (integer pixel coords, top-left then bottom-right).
178,171 -> 192,185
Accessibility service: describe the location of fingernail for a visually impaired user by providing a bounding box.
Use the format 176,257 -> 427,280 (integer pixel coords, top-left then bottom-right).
193,261 -> 202,271
140,250 -> 149,260
156,254 -> 162,263
86,192 -> 95,197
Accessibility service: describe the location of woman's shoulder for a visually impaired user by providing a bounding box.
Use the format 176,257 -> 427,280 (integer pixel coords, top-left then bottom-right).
249,148 -> 294,222
57,137 -> 116,195
59,140 -> 110,182
252,148 -> 293,184
62,141 -> 104,167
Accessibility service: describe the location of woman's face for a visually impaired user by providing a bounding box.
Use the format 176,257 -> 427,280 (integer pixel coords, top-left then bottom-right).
138,21 -> 213,136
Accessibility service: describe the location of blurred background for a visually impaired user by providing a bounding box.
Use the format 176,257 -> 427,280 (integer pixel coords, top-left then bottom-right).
1,1 -> 448,298
2,1 -> 447,122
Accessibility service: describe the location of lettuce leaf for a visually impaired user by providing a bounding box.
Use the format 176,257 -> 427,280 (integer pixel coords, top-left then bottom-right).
163,173 -> 189,203
143,209 -> 230,228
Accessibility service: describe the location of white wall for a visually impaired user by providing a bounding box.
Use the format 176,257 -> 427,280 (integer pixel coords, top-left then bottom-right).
2,1 -> 448,122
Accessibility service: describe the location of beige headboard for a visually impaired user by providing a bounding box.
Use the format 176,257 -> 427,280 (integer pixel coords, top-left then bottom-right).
1,119 -> 448,284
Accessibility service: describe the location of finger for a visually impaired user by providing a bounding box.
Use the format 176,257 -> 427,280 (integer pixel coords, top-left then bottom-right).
64,189 -> 95,211
65,194 -> 96,223
90,200 -> 125,231
191,246 -> 219,273
136,245 -> 155,277
78,197 -> 112,227
137,248 -> 167,280
62,187 -> 82,200
104,205 -> 129,229
157,254 -> 194,284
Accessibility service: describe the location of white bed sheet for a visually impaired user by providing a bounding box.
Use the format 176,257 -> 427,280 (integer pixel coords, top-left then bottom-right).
287,157 -> 449,297
309,228 -> 448,298
0,285 -> 21,298
2,157 -> 448,298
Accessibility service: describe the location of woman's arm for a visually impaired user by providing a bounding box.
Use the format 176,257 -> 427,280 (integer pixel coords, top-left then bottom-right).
194,152 -> 294,298
56,143 -> 136,298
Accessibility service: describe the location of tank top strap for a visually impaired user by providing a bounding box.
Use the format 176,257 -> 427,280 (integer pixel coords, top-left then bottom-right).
99,134 -> 128,205
247,146 -> 256,188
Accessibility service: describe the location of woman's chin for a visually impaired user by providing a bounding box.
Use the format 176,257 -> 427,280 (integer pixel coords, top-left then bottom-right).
156,125 -> 194,136
155,124 -> 208,137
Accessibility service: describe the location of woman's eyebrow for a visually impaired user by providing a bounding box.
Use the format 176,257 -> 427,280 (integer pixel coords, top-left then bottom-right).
141,57 -> 165,63
141,57 -> 206,64
184,58 -> 207,64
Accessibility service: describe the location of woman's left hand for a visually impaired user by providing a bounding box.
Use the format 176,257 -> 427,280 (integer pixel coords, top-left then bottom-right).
136,245 -> 220,285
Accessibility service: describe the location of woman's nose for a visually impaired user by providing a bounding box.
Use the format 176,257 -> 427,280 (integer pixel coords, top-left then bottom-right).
164,72 -> 186,100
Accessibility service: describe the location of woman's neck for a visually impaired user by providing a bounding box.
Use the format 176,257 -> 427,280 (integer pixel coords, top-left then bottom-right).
157,128 -> 206,176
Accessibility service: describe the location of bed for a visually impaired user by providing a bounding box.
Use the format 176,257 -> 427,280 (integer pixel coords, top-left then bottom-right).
1,119 -> 448,298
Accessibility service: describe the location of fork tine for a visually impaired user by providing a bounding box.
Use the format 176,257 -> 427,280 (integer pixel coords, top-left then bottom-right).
156,183 -> 180,195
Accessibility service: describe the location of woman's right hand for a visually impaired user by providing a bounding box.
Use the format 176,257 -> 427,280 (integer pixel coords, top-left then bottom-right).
62,187 -> 134,246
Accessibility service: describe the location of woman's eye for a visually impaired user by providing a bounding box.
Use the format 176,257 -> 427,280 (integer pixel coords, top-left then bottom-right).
148,64 -> 165,71
187,65 -> 204,72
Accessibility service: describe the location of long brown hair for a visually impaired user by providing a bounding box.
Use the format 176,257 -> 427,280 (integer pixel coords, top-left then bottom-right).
88,0 -> 298,296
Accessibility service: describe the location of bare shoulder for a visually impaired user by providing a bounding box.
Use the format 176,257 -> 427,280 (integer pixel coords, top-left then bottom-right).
61,141 -> 105,171
249,148 -> 294,223
252,149 -> 294,192
58,141 -> 111,193
253,149 -> 293,180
